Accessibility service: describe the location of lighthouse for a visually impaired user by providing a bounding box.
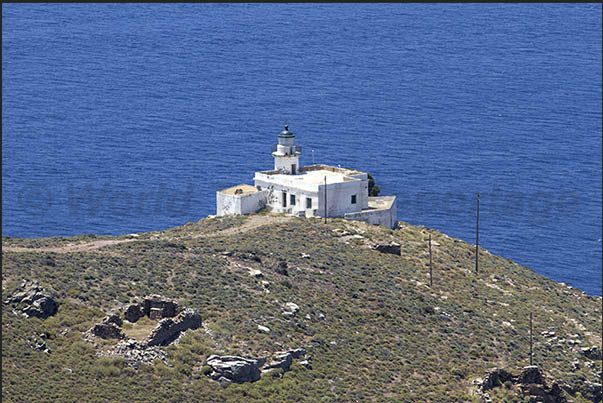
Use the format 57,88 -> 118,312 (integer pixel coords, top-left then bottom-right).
272,124 -> 301,174
216,123 -> 397,228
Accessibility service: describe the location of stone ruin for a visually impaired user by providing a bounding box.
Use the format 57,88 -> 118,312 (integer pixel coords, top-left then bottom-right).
123,294 -> 181,323
146,309 -> 202,347
86,295 -> 202,367
478,366 -> 602,403
89,313 -> 125,340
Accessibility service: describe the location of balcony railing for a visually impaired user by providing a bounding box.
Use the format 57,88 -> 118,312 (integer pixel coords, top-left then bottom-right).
271,144 -> 302,155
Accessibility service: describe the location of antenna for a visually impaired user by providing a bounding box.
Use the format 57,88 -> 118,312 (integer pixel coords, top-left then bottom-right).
312,149 -> 315,165
324,176 -> 327,224
475,192 -> 480,274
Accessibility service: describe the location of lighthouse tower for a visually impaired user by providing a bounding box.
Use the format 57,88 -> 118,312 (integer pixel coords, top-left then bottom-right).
272,124 -> 301,174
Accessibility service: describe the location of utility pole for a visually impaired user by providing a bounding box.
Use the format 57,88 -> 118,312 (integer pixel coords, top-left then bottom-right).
530,312 -> 533,366
312,149 -> 315,165
324,176 -> 327,224
475,192 -> 480,274
429,233 -> 433,287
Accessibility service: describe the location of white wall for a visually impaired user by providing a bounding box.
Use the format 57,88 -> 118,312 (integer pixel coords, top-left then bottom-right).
274,155 -> 299,174
216,190 -> 267,216
239,191 -> 267,215
318,179 -> 367,218
255,176 -> 368,219
254,179 -> 319,217
344,196 -> 398,228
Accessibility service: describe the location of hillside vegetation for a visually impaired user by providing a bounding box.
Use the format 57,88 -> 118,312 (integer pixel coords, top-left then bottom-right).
2,214 -> 601,402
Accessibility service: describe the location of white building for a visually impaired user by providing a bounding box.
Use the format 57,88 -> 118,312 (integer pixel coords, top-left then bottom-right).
216,125 -> 397,228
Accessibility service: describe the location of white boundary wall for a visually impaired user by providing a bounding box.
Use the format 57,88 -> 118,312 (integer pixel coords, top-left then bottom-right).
216,190 -> 267,216
344,196 -> 398,229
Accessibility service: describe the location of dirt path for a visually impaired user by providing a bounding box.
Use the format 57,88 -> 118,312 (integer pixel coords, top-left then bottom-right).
2,215 -> 294,254
2,239 -> 134,254
192,214 -> 293,239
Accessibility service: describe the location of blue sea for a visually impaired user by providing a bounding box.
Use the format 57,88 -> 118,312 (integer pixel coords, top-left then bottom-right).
2,4 -> 601,295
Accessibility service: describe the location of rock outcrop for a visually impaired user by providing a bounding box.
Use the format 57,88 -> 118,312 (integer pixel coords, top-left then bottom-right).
263,352 -> 293,371
374,242 -> 401,256
580,346 -> 602,361
205,348 -> 308,387
263,349 -> 307,372
205,355 -> 266,386
27,332 -> 51,354
282,302 -> 299,318
274,260 -> 289,276
5,280 -> 58,319
145,309 -> 202,347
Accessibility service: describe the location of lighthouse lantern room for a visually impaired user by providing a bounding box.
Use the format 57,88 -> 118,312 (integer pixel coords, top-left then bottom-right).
272,124 -> 301,174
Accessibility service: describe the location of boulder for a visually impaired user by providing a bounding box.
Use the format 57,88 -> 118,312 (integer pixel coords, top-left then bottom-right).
248,269 -> 263,279
580,346 -> 602,361
257,325 -> 271,333
145,309 -> 201,347
284,302 -> 299,314
288,347 -> 306,359
263,352 -> 293,371
5,280 -> 58,319
205,355 -> 265,383
274,261 -> 288,276
28,333 -> 51,354
299,359 -> 312,369
124,303 -> 144,323
261,348 -> 306,372
581,381 -> 602,403
374,242 -> 401,256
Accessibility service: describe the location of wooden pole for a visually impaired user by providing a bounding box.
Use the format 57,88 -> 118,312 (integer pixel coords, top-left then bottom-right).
324,176 -> 327,224
429,233 -> 433,287
475,192 -> 480,274
530,311 -> 533,366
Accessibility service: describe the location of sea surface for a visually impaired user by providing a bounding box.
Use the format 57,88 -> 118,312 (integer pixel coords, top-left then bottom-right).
2,4 -> 601,295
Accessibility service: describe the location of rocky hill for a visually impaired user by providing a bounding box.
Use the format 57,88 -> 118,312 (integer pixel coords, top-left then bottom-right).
2,214 -> 601,402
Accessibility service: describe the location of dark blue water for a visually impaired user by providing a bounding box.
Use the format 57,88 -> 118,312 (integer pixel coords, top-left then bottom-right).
3,4 -> 601,295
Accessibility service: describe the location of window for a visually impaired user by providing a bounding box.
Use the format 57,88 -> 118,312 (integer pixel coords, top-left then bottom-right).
290,194 -> 296,206
282,191 -> 287,207
351,195 -> 357,204
291,164 -> 296,175
306,197 -> 312,209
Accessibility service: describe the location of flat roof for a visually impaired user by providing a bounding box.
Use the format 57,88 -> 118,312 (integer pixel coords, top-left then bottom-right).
256,169 -> 355,186
219,184 -> 260,196
255,164 -> 366,190
367,196 -> 396,211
